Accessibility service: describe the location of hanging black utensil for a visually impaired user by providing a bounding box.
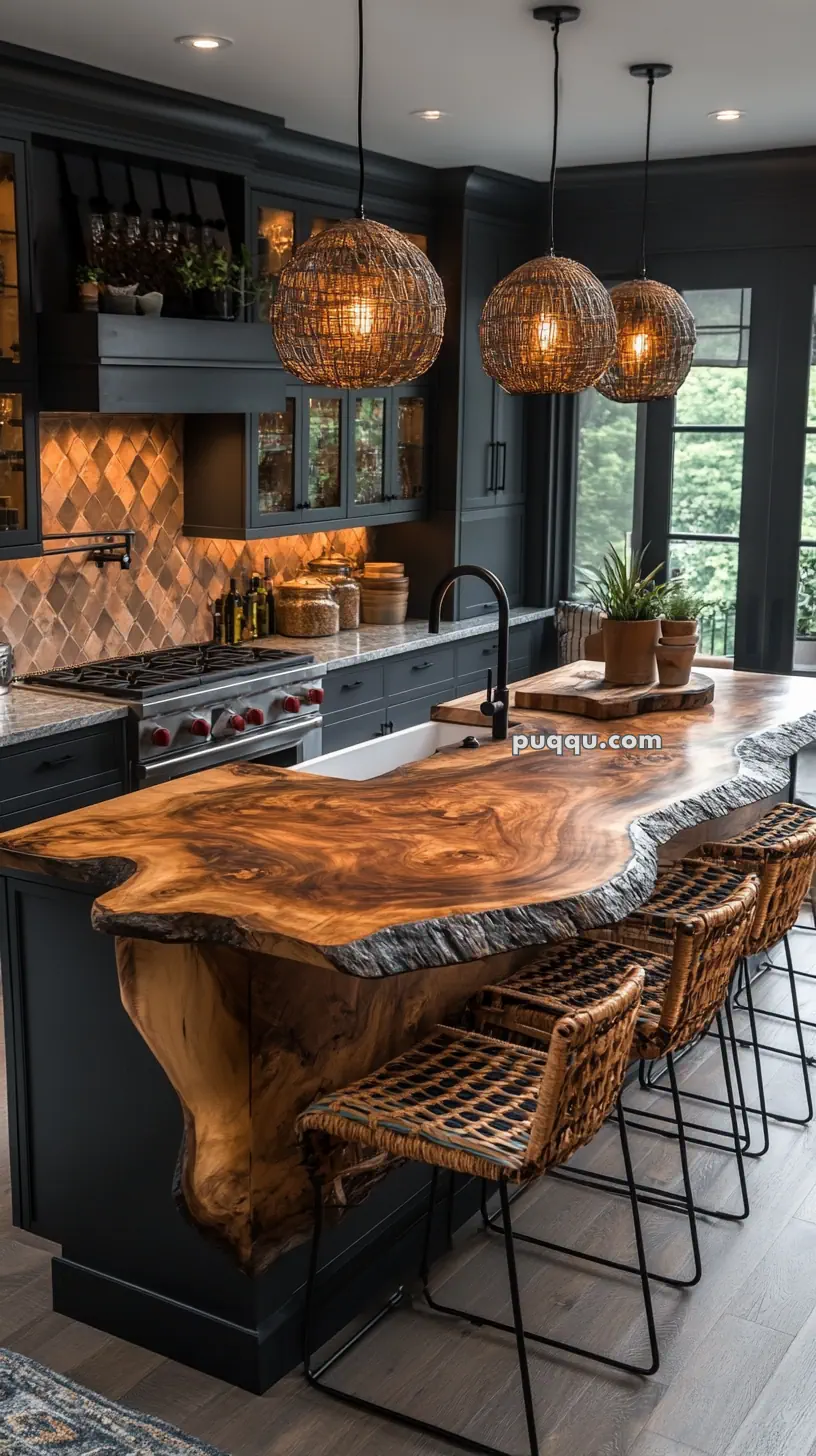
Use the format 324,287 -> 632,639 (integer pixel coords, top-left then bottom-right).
89,156 -> 112,215
152,168 -> 171,227
124,163 -> 141,219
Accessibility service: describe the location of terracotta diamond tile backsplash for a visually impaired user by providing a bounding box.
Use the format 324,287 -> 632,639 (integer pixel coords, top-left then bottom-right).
0,415 -> 373,676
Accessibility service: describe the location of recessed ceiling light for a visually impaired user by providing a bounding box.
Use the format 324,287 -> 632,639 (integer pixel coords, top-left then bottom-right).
710,108 -> 743,122
411,109 -> 447,121
175,35 -> 233,51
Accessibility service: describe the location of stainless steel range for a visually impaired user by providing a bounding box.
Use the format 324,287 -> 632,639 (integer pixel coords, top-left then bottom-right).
26,644 -> 326,788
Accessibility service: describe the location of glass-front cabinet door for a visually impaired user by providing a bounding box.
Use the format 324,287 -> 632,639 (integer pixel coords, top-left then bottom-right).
0,154 -> 21,367
349,391 -> 388,514
253,392 -> 300,528
256,204 -> 296,322
0,392 -> 39,556
394,390 -> 427,510
301,389 -> 347,523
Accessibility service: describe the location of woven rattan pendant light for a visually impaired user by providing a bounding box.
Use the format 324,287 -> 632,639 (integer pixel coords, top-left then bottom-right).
596,64 -> 696,402
272,0 -> 445,388
480,6 -> 616,395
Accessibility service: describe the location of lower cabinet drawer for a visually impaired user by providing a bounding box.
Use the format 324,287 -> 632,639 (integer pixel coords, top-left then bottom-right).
321,707 -> 388,754
322,661 -> 385,715
0,779 -> 125,833
385,647 -> 456,700
0,723 -> 127,821
388,683 -> 456,734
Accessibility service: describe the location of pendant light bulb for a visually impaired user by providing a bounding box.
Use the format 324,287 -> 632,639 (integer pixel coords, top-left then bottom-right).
479,6 -> 616,395
272,0 -> 445,388
595,64 -> 696,403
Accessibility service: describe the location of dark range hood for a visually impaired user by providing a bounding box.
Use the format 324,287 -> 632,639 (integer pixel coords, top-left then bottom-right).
37,315 -> 285,413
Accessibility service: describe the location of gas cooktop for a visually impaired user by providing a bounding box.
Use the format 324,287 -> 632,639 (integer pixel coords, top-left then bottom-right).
26,644 -> 316,702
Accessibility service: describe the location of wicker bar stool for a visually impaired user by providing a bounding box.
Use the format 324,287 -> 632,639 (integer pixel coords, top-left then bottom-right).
470,863 -> 759,1284
298,972 -> 651,1456
695,801 -> 816,1129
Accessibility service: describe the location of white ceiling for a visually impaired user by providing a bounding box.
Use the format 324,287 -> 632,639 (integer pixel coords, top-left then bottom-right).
1,0 -> 815,178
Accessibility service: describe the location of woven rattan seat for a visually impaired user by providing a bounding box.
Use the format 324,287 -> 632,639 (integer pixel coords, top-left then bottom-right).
299,976 -> 644,1186
473,865 -> 758,1060
697,803 -> 816,954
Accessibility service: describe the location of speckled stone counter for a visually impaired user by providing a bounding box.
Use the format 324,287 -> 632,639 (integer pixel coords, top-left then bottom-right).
257,606 -> 553,669
0,687 -> 128,747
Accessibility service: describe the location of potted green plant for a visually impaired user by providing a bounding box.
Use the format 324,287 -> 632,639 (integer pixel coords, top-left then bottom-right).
582,544 -> 666,685
661,582 -> 706,643
657,581 -> 707,687
177,244 -> 236,319
76,264 -> 104,312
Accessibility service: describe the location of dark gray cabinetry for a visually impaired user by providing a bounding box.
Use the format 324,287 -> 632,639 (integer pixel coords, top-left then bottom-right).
458,508 -> 525,618
460,218 -> 528,513
320,624 -> 538,753
0,720 -> 129,830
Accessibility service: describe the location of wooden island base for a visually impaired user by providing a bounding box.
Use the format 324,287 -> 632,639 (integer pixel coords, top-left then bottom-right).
117,936 -> 532,1273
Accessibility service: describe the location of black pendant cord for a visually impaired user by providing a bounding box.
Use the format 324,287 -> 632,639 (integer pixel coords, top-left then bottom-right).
547,18 -> 561,257
356,0 -> 366,219
639,69 -> 655,279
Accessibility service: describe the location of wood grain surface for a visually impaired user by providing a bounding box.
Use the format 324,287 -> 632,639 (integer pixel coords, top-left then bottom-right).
513,663 -> 714,719
117,936 -> 533,1270
0,665 -> 815,976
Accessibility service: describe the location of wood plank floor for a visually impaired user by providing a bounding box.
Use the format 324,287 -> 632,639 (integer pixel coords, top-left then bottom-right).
3,926 -> 816,1455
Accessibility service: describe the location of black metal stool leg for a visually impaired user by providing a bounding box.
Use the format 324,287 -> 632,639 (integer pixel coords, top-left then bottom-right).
499,1181 -> 540,1456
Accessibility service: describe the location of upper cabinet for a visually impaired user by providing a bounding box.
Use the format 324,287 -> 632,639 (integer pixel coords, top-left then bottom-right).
0,138 -> 33,382
183,379 -> 429,538
460,218 -> 528,513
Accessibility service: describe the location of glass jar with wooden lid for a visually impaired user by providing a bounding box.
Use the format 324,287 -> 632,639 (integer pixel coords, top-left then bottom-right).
275,577 -> 340,638
304,551 -> 360,630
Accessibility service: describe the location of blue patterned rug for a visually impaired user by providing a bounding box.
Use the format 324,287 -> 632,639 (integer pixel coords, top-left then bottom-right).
0,1347 -> 226,1453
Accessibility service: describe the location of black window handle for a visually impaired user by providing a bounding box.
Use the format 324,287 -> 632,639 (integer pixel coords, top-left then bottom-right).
342,679 -> 364,690
36,753 -> 74,771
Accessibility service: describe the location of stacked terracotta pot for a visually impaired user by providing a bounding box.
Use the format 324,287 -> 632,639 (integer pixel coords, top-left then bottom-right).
360,563 -> 410,625
656,618 -> 698,687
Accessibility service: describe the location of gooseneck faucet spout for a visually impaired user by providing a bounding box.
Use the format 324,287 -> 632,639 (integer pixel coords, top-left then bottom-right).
429,566 -> 510,740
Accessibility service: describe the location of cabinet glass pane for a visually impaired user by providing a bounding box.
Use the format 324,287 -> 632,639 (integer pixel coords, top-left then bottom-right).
354,397 -> 386,505
308,398 -> 342,509
257,208 -> 295,318
258,401 -> 296,515
0,155 -> 20,364
397,396 -> 425,499
0,394 -> 25,530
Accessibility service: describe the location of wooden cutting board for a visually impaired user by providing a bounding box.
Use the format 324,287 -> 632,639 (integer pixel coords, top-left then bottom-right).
513,661 -> 715,720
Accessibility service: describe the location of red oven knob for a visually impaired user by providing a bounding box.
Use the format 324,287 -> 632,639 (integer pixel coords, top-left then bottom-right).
282,695 -> 301,714
188,717 -> 211,737
306,687 -> 324,705
245,707 -> 265,726
151,726 -> 171,748
230,714 -> 247,732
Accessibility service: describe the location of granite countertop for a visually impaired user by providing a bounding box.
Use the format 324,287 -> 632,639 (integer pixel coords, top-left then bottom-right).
256,606 -> 553,670
0,687 -> 128,748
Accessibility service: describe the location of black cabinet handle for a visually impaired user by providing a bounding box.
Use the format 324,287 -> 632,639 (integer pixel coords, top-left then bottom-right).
411,660 -> 433,671
482,644 -> 498,656
36,753 -> 74,772
342,679 -> 364,691
496,440 -> 507,492
487,440 -> 497,494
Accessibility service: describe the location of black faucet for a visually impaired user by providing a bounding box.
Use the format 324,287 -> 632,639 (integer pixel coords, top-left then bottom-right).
428,566 -> 510,741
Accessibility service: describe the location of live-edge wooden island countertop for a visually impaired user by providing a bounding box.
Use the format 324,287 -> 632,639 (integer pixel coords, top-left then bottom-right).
2,663 -> 816,1278
1,666 -> 815,975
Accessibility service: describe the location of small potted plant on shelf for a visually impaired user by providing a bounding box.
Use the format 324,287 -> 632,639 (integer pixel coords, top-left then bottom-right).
177,244 -> 237,319
76,264 -> 104,312
582,544 -> 666,685
657,582 -> 706,687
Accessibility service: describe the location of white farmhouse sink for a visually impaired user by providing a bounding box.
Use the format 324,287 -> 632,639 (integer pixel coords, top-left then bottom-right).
295,719 -> 495,781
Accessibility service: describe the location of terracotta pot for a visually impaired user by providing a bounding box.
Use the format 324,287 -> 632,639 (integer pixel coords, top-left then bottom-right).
78,282 -> 99,312
602,618 -> 660,685
656,642 -> 696,688
661,618 -> 698,640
